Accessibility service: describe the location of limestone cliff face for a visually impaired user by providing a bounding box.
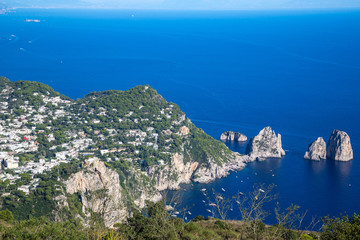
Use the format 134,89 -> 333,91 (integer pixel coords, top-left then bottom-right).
148,152 -> 249,190
326,130 -> 353,161
194,153 -> 249,183
65,158 -> 126,227
304,137 -> 327,161
246,127 -> 285,161
220,131 -> 247,142
65,157 -> 161,227
147,153 -> 199,191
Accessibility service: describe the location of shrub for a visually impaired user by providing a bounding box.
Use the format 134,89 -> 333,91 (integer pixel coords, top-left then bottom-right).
0,210 -> 14,223
192,215 -> 205,222
321,213 -> 360,240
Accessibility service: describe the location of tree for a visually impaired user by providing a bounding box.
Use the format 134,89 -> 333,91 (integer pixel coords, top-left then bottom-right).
321,213 -> 360,240
236,183 -> 277,222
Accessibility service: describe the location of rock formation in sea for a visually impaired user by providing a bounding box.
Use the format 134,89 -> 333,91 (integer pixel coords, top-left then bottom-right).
245,126 -> 285,161
326,129 -> 353,161
220,131 -> 247,142
304,137 -> 327,160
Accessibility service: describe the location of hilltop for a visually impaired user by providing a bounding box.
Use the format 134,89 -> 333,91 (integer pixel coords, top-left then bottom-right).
0,77 -> 247,226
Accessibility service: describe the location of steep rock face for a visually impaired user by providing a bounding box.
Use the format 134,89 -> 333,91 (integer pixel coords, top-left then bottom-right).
220,131 -> 247,142
147,153 -> 199,191
326,130 -> 353,161
65,158 -> 126,227
65,157 -> 161,227
246,127 -> 285,161
304,137 -> 326,160
148,152 -> 249,190
194,153 -> 249,183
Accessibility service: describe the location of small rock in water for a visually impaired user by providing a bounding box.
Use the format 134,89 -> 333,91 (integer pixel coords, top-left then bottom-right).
220,131 -> 247,142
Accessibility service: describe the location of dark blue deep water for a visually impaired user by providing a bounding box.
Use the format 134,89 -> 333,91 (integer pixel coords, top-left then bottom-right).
1,9 -> 360,226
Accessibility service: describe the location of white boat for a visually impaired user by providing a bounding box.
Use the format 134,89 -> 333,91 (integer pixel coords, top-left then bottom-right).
188,211 -> 191,215
25,19 -> 40,23
206,209 -> 212,213
259,189 -> 265,193
221,188 -> 225,192
200,188 -> 206,192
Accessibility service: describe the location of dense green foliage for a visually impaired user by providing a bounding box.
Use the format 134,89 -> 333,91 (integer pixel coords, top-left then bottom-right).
182,123 -> 233,166
321,213 -> 360,240
0,201 -> 339,240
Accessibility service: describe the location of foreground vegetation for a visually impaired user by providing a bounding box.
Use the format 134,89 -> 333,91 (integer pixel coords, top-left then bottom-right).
0,200 -> 359,239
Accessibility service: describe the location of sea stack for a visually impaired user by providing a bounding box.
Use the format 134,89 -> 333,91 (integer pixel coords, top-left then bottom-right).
326,129 -> 353,161
245,126 -> 285,161
304,137 -> 326,161
220,131 -> 247,142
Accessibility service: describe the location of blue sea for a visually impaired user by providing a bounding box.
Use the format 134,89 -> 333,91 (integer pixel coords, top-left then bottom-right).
1,8 -> 360,226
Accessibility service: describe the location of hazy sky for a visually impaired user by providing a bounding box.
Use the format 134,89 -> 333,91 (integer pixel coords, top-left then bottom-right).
6,0 -> 360,9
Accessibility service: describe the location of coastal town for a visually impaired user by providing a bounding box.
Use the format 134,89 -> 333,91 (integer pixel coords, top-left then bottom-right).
0,77 -> 190,195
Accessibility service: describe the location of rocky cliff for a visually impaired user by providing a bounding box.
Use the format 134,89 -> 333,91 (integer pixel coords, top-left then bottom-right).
245,126 -> 285,161
65,157 -> 161,227
147,152 -> 249,190
220,131 -> 247,142
194,153 -> 249,183
304,137 -> 327,161
326,129 -> 353,161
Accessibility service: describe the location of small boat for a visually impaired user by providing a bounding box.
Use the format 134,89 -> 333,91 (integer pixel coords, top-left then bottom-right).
259,189 -> 265,193
236,201 -> 241,204
174,211 -> 179,215
188,211 -> 192,215
239,192 -> 244,195
221,188 -> 226,192
185,217 -> 188,220
209,203 -> 216,207
202,200 -> 206,203
206,209 -> 212,213
200,188 -> 207,192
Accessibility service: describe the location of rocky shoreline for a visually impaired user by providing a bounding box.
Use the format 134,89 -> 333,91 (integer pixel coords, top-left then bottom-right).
63,126 -> 354,227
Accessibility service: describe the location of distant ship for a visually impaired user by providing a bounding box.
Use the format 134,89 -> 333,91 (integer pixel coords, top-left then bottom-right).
25,19 -> 40,23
